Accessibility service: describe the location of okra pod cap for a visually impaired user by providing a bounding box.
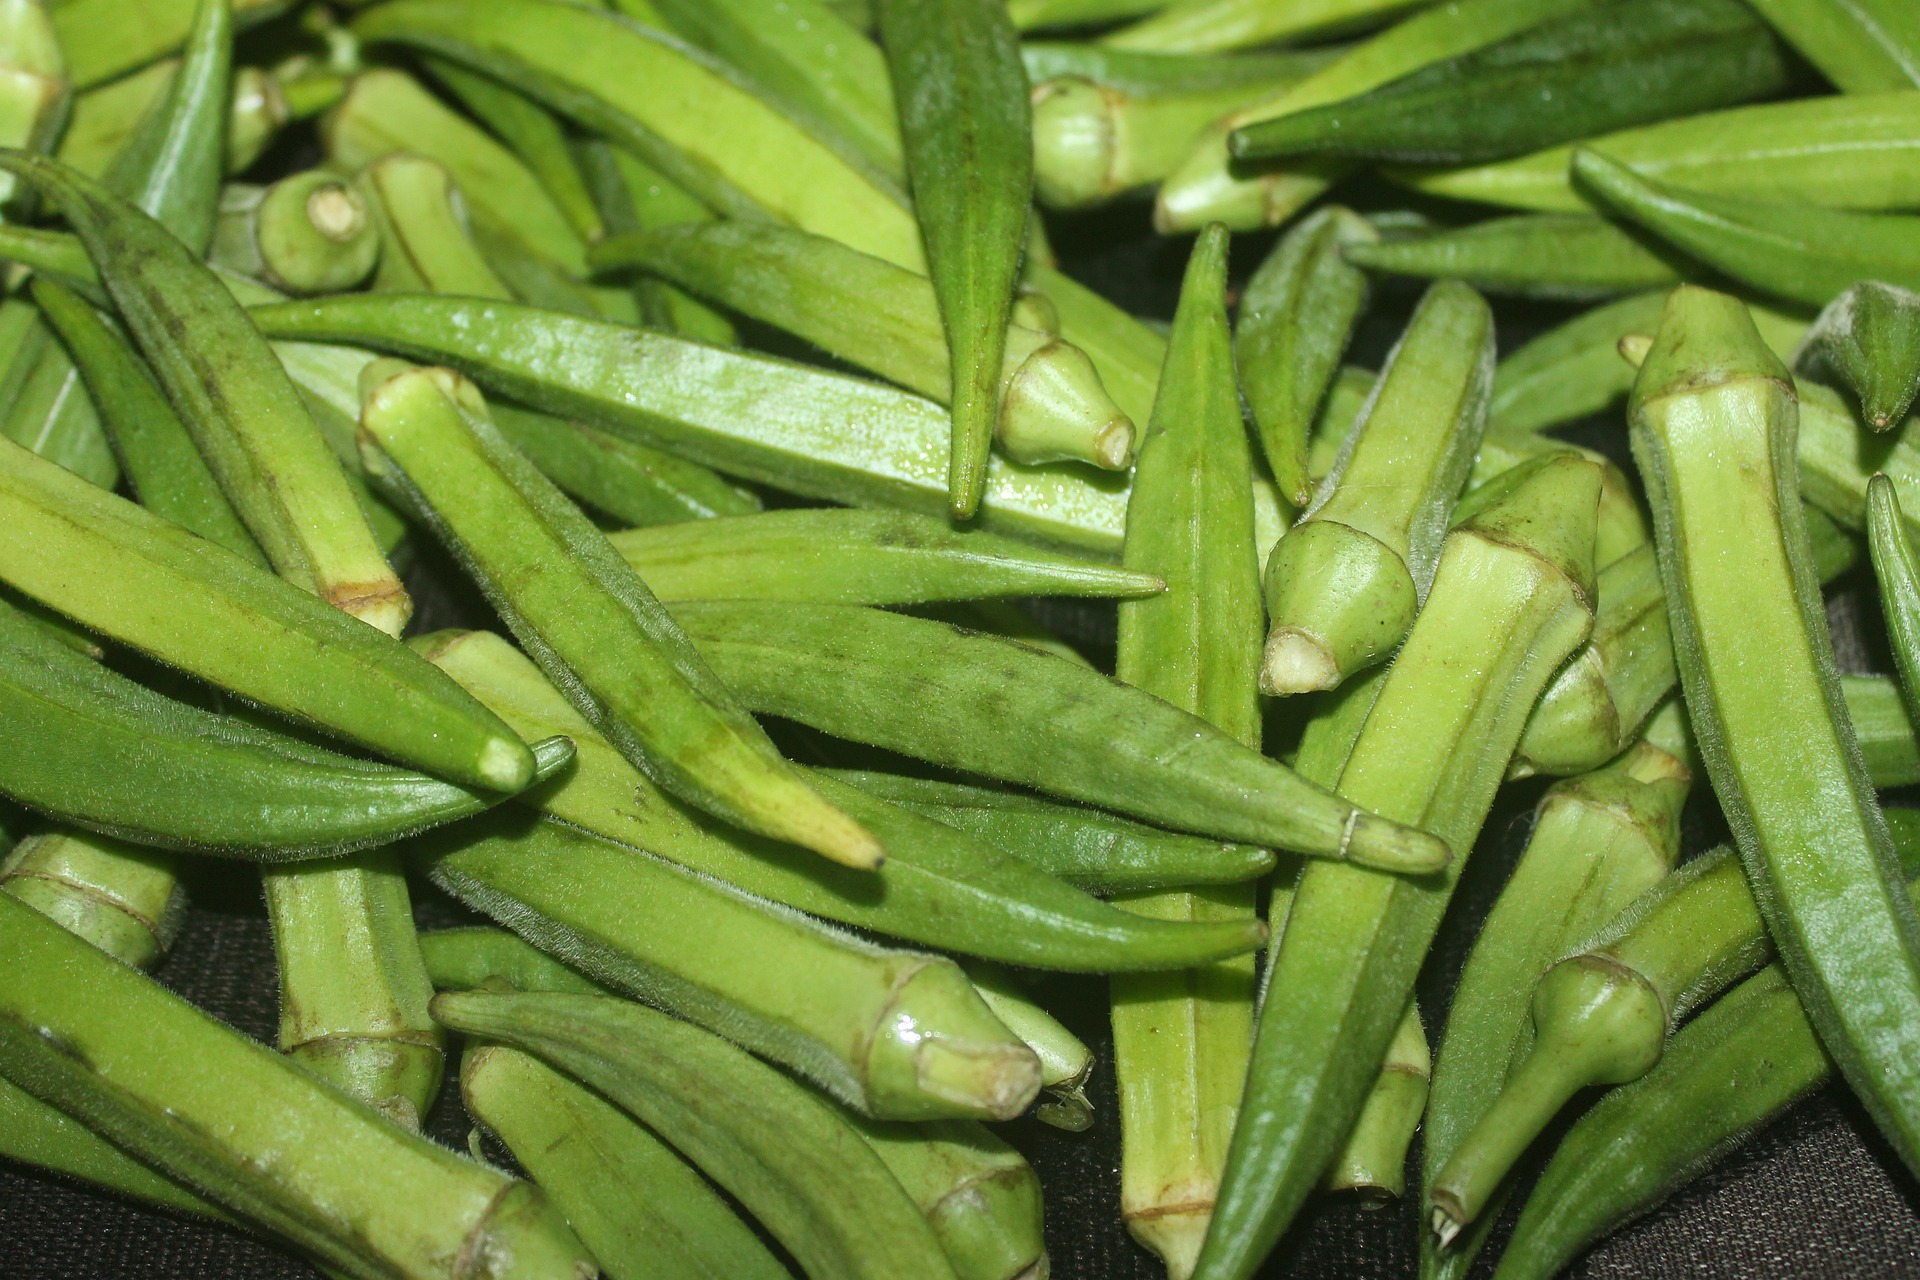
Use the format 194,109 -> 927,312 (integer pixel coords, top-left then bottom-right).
211,171 -> 380,295
1260,521 -> 1417,695
1,828 -> 184,970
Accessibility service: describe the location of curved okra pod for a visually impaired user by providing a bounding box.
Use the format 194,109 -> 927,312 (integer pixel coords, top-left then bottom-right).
966,962 -> 1095,1130
827,770 -> 1276,893
355,152 -> 512,298
2,828 -> 185,970
250,291 -> 1134,556
1573,149 -> 1920,307
591,223 -> 1135,471
1232,0 -> 1789,165
1323,1002 -> 1428,1203
434,989 -> 961,1279
1235,206 -> 1376,507
416,627 -> 1266,971
1741,0 -> 1920,93
210,173 -> 380,295
0,438 -> 534,791
1625,286 -> 1920,1182
607,508 -> 1163,605
1800,282 -> 1920,431
672,598 -> 1448,871
461,1042 -> 789,1280
1403,90 -> 1920,213
361,364 -> 880,871
1102,0 -> 1423,54
849,1114 -> 1048,1280
0,893 -> 596,1280
30,276 -> 258,562
1108,227 -> 1263,1276
1196,456 -> 1601,1280
1260,281 -> 1494,695
1345,214 -> 1688,300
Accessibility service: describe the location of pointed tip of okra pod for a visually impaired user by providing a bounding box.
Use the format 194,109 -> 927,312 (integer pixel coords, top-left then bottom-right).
1629,285 -> 1794,409
1127,1202 -> 1212,1280
1344,810 -> 1452,876
477,735 -> 540,793
767,785 -> 889,870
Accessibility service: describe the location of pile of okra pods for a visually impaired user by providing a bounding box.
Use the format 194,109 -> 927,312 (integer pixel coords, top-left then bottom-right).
7,0 -> 1920,1276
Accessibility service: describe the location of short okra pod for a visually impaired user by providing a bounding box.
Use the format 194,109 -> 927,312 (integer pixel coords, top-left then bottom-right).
1260,280 -> 1494,695
2,828 -> 185,971
1323,1002 -> 1428,1204
434,989 -> 960,1279
0,893 -> 596,1280
360,363 -> 881,870
1625,286 -> 1920,1181
591,223 -> 1135,471
1197,456 -> 1601,1280
1234,205 -> 1376,508
848,1114 -> 1049,1280
355,152 -> 513,299
1344,214 -> 1688,301
210,172 -> 380,295
966,962 -> 1095,1130
1799,282 -> 1920,431
1741,0 -> 1920,93
1103,0 -> 1424,54
461,1042 -> 789,1280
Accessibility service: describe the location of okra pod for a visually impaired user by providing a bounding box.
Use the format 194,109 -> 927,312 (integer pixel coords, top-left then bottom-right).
461,1042 -> 789,1280
434,989 -> 961,1278
100,0 -> 228,257
967,962 -> 1095,1130
0,892 -> 595,1280
1260,281 -> 1494,695
607,508 -> 1162,605
851,1114 -> 1049,1280
1022,41 -> 1338,93
0,303 -> 115,493
1628,286 -> 1920,1183
420,816 -> 1039,1121
1012,0 -> 1174,28
1,827 -> 184,970
1742,0 -> 1920,93
1346,214 -> 1687,300
210,172 -> 379,296
1323,1003 -> 1428,1203
1870,477 -> 1920,721
591,223 -> 1135,470
1196,456 -> 1601,1280
1103,0 -> 1425,54
1800,281 -> 1920,430
417,627 -> 1266,971
51,0 -> 284,90
0,0 -> 64,213
420,926 -> 608,998
1235,206 -> 1376,507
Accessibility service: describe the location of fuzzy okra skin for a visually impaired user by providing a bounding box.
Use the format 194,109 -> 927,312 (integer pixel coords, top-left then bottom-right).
673,598 -> 1447,873
1195,456 -> 1601,1280
360,364 -> 881,871
250,292 -> 1134,557
875,0 -> 1032,517
421,926 -> 609,997
435,990 -> 960,1279
1260,280 -> 1494,696
591,223 -> 1135,471
608,508 -> 1162,606
0,151 -> 409,636
0,437 -> 534,793
416,626 -> 1266,971
417,811 -> 1041,1122
1346,214 -> 1688,300
1629,286 -> 1920,1181
0,892 -> 596,1280
210,172 -> 380,296
1802,282 -> 1920,431
2,828 -> 185,971
1235,206 -> 1376,508
461,1043 -> 789,1280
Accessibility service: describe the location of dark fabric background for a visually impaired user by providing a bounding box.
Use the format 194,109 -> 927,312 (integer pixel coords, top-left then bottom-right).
6,203 -> 1920,1278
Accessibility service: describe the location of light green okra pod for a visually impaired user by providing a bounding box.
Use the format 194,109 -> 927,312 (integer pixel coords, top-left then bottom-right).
100,0 -> 230,256
967,962 -> 1095,1130
1741,0 -> 1920,92
421,926 -> 609,997
1870,477 -> 1920,731
1103,0 -> 1425,53
0,0 -> 65,211
1011,0 -> 1173,28
425,57 -> 605,245
1324,1002 -> 1429,1203
210,172 -> 380,296
1345,214 -> 1688,300
1800,281 -> 1920,431
1260,280 -> 1494,695
1,828 -> 185,970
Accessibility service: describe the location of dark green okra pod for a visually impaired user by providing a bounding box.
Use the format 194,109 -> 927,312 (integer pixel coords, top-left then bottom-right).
210,172 -> 380,295
1800,282 -> 1920,432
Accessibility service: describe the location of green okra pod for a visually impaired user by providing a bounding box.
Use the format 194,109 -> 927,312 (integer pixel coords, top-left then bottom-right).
60,56 -> 279,181
461,1042 -> 789,1280
1235,205 -> 1376,507
1573,149 -> 1920,308
671,597 -> 1447,871
1404,90 -> 1920,213
0,1073 -> 228,1222
0,303 -> 115,494
2,828 -> 185,971
361,364 -> 881,871
425,58 -> 605,246
0,226 -> 102,299
421,926 -> 608,997
1196,456 -> 1601,1280
607,508 -> 1163,605
850,1114 -> 1049,1280
1103,0 -> 1424,53
354,152 -> 518,298
0,0 -> 65,213
1108,227 -> 1262,1277
0,437 -> 534,791
250,291 -> 1135,556
420,818 -> 1042,1125
1740,0 -> 1920,92
100,0 -> 229,257
1324,1002 -> 1428,1203
966,962 -> 1095,1130
51,0 -> 284,91
591,223 -> 1135,471
1800,281 -> 1920,431
1022,42 -> 1338,93
0,892 -> 596,1280
1870,477 -> 1920,724
210,172 -> 380,295
1232,0 -> 1789,166
418,627 -> 1266,971
1344,214 -> 1688,300
1260,280 -> 1494,695
1011,0 -> 1174,28
1627,286 -> 1920,1184
434,989 -> 961,1278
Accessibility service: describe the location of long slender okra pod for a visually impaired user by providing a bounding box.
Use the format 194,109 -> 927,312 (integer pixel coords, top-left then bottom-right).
361,364 -> 880,870
461,1042 -> 789,1280
1104,0 -> 1422,53
0,893 -> 595,1280
434,989 -> 960,1278
1346,214 -> 1688,300
1324,1003 -> 1429,1203
1801,282 -> 1920,431
1105,227 -> 1261,1278
1235,206 -> 1376,507
420,926 -> 608,997
2,828 -> 185,970
848,1114 -> 1048,1280
591,223 -> 1135,470
1261,281 -> 1494,695
1741,0 -> 1920,93
1625,286 -> 1920,1181
1196,456 -> 1601,1280
416,628 -> 1265,970
210,172 -> 380,295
